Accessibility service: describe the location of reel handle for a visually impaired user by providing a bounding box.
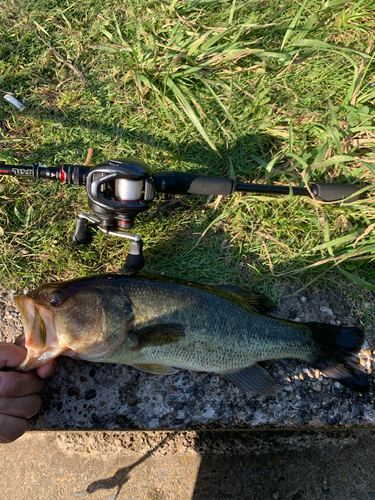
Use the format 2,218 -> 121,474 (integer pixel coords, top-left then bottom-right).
73,216 -> 92,245
72,213 -> 145,270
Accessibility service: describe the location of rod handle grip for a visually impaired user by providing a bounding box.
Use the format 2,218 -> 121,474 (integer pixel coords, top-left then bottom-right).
153,172 -> 235,196
311,183 -> 359,202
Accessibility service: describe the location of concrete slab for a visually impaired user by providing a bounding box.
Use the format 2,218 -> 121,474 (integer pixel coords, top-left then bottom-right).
2,429 -> 375,499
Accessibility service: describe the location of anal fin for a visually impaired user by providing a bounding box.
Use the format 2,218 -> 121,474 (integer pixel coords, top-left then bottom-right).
132,363 -> 179,375
223,364 -> 278,395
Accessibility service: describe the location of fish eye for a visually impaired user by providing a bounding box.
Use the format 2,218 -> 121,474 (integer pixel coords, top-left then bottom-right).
49,290 -> 67,307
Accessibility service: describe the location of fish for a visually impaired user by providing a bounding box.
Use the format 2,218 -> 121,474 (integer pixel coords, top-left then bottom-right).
13,273 -> 367,395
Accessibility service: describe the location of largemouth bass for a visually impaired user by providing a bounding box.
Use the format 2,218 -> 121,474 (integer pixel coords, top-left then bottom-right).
13,274 -> 367,394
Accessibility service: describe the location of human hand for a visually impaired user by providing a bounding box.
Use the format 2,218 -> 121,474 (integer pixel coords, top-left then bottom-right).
0,343 -> 57,443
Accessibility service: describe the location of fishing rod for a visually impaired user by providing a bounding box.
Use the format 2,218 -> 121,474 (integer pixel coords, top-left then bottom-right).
0,158 -> 360,270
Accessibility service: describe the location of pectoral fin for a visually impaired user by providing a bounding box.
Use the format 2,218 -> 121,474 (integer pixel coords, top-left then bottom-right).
129,324 -> 185,350
223,364 -> 278,395
132,363 -> 178,375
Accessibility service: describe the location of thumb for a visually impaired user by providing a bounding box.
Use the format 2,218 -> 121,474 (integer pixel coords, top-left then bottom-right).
0,343 -> 27,370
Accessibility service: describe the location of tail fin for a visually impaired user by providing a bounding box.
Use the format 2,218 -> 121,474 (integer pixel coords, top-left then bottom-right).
309,323 -> 368,392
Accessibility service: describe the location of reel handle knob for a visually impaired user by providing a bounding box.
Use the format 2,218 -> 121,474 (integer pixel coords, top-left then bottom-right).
126,240 -> 145,270
73,216 -> 93,245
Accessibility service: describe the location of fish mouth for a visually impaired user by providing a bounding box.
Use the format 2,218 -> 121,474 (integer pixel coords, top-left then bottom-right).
13,295 -> 65,371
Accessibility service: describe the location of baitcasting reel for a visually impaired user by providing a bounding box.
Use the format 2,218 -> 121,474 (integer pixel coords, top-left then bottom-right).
75,158 -> 155,270
0,157 -> 361,270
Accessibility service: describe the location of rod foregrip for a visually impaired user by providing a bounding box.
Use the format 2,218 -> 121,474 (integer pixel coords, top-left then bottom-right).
153,171 -> 235,196
311,183 -> 359,202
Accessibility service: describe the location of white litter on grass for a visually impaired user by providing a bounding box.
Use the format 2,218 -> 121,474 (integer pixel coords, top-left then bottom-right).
4,93 -> 26,111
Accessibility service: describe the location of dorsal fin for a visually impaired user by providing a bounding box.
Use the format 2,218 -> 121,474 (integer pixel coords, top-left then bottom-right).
49,272 -> 275,315
212,284 -> 275,314
129,273 -> 275,315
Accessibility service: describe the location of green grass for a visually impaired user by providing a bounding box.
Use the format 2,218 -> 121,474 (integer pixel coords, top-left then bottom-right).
1,0 -> 375,327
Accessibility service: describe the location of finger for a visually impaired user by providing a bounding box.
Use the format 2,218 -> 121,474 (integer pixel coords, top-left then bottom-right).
0,394 -> 42,419
36,359 -> 58,379
0,343 -> 27,370
0,413 -> 28,444
0,371 -> 45,398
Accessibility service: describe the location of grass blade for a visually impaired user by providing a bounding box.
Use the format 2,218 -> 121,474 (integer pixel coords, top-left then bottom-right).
198,76 -> 237,129
311,230 -> 365,252
228,0 -> 236,25
164,77 -> 219,153
281,0 -> 309,50
310,155 -> 356,168
339,268 -> 375,291
324,0 -> 351,7
32,19 -> 50,37
287,39 -> 369,58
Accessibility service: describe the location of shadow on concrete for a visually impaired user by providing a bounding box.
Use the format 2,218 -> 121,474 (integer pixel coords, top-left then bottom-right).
85,430 -> 375,500
191,430 -> 375,500
86,434 -> 175,498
